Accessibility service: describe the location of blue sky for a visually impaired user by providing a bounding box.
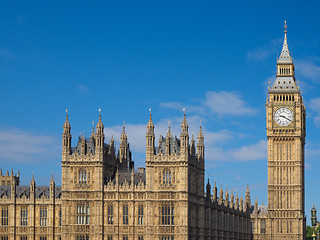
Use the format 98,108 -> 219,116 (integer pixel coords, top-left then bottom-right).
1,0 -> 320,224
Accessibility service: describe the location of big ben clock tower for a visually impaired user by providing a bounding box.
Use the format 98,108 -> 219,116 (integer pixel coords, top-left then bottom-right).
266,21 -> 306,239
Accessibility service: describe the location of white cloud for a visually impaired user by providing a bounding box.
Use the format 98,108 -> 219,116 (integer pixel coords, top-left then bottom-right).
308,98 -> 320,127
204,91 -> 257,116
295,60 -> 320,82
0,128 -> 59,163
247,38 -> 282,61
206,140 -> 267,162
160,91 -> 256,117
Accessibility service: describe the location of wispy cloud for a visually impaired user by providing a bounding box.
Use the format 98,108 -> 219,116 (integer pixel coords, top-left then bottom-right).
308,98 -> 320,127
295,59 -> 320,83
161,91 -> 256,117
0,128 -> 59,163
77,85 -> 90,94
206,140 -> 267,162
247,38 -> 282,61
204,91 -> 257,116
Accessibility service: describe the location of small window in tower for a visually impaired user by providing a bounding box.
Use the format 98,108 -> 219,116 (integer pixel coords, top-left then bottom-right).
79,170 -> 87,184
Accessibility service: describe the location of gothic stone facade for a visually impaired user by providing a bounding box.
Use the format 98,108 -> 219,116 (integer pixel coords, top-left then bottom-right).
0,113 -> 252,240
250,24 -> 306,240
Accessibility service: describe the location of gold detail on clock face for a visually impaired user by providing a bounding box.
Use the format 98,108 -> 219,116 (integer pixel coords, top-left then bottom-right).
274,107 -> 293,126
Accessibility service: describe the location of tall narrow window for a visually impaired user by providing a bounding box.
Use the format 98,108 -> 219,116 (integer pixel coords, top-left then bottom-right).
40,207 -> 47,226
123,204 -> 128,225
1,207 -> 8,226
77,203 -> 89,225
160,203 -> 174,225
138,237 -> 144,240
122,237 -> 128,240
40,237 -> 47,240
79,170 -> 87,184
260,219 -> 266,234
21,237 -> 27,240
21,208 -> 28,226
163,170 -> 171,185
138,205 -> 144,225
108,204 -> 113,224
59,208 -> 62,226
1,236 -> 8,240
107,236 -> 113,240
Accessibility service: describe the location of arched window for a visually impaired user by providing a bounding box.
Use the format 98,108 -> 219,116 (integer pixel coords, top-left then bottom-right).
163,170 -> 171,185
79,170 -> 87,184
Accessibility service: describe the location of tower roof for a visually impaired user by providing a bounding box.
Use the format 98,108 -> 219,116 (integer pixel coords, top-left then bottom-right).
269,21 -> 299,93
278,21 -> 292,64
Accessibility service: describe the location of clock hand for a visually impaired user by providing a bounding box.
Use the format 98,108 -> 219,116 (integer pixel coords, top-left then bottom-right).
280,115 -> 292,121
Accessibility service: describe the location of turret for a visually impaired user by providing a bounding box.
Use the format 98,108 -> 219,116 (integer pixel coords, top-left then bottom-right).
197,124 -> 204,161
119,123 -> 129,165
165,124 -> 172,155
190,135 -> 196,156
30,175 -> 36,200
206,179 -> 211,200
244,184 -> 251,211
240,195 -> 243,212
230,190 -> 234,209
62,109 -> 72,155
108,135 -> 115,157
213,181 -> 217,201
96,109 -> 105,155
254,197 -> 258,213
235,193 -> 239,210
81,134 -> 86,155
146,108 -> 155,159
180,111 -> 189,154
50,175 -> 55,199
225,187 -> 229,207
219,185 -> 224,205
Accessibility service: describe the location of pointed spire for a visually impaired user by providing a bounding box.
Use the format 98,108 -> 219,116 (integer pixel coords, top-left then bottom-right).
166,121 -> 172,155
96,108 -> 104,129
147,107 -> 154,129
206,179 -> 211,199
63,108 -> 71,130
254,197 -> 258,213
50,174 -> 55,185
225,186 -> 229,207
17,170 -> 20,178
91,121 -> 95,138
121,122 -> 127,140
278,20 -> 292,63
213,181 -> 217,201
235,193 -> 239,210
219,185 -> 224,205
230,190 -> 234,208
240,195 -> 244,212
181,108 -> 188,132
245,184 -> 251,209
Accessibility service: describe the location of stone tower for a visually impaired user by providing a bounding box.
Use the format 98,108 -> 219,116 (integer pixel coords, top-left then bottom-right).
266,21 -> 306,239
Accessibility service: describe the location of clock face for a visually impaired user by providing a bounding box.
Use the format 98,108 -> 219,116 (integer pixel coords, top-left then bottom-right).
274,107 -> 293,126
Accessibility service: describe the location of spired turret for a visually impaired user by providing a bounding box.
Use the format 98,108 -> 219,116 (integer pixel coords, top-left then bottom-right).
213,181 -> 218,201
180,111 -> 189,154
206,179 -> 211,200
62,109 -> 72,155
197,124 -> 204,162
219,185 -> 224,205
244,184 -> 251,211
95,110 -> 104,155
146,109 -> 155,159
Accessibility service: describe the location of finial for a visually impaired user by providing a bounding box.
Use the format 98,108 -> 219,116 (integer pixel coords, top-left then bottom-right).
98,108 -> 101,119
168,120 -> 170,127
66,108 -> 68,118
92,121 -> 94,128
149,107 -> 152,115
284,20 -> 287,33
183,107 -> 186,113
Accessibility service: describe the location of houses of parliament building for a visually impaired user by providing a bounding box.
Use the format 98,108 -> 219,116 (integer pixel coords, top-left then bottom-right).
0,23 -> 306,240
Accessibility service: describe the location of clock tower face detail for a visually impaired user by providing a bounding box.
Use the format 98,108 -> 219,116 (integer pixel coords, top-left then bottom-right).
266,22 -> 306,239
